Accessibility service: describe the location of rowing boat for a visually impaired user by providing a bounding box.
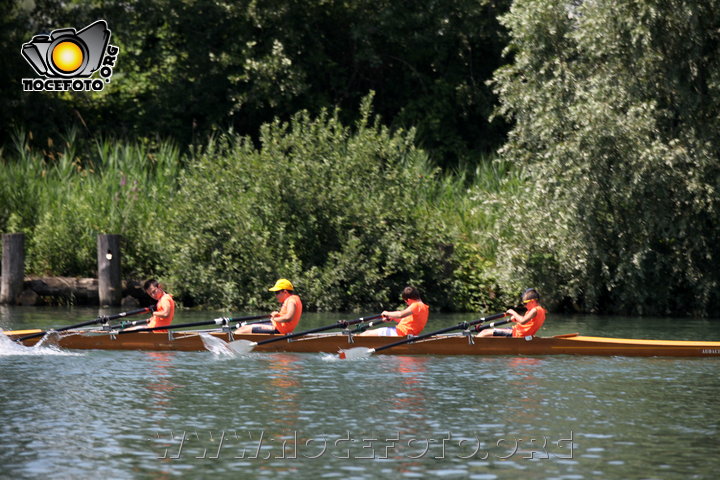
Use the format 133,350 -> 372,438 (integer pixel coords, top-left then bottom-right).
4,329 -> 720,356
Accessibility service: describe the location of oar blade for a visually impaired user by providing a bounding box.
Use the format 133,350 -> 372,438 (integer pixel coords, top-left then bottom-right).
227,339 -> 258,355
338,347 -> 375,360
199,333 -> 236,357
35,331 -> 61,348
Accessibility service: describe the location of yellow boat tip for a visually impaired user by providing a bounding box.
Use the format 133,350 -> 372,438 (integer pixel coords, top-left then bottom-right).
2,329 -> 43,336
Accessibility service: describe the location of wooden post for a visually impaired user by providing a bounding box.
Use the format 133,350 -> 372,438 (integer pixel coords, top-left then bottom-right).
1,233 -> 25,305
97,234 -> 122,306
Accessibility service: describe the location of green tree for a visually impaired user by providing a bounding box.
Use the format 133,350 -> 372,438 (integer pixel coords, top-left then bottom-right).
4,0 -> 510,168
492,0 -> 720,315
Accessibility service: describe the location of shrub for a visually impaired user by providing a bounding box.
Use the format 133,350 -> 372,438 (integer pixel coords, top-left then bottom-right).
165,97 -> 458,311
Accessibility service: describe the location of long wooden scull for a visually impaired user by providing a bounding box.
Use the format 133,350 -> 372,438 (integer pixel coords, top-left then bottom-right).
4,329 -> 720,357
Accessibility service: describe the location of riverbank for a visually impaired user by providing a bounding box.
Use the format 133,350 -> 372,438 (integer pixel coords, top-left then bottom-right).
4,276 -> 150,307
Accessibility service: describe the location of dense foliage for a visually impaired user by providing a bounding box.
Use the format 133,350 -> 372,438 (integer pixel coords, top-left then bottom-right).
3,0 -> 510,169
3,0 -> 720,316
492,0 -> 720,315
168,100 -> 457,310
0,97 -> 513,312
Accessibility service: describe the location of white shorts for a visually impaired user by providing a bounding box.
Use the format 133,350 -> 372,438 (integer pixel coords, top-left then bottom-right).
373,327 -> 398,336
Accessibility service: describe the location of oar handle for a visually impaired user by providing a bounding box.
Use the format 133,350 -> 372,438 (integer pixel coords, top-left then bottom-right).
227,315 -> 272,327
227,314 -> 272,323
118,318 -> 225,334
473,318 -> 512,332
373,311 -> 508,353
16,305 -> 156,342
116,314 -> 271,334
232,318 -> 272,327
108,319 -> 150,330
255,314 -> 383,346
105,305 -> 156,322
349,317 -> 393,334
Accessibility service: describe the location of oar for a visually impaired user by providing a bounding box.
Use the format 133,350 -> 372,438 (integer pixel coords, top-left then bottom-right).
233,317 -> 273,327
349,316 -> 394,334
15,305 -> 156,343
116,314 -> 271,334
107,319 -> 150,330
338,311 -> 510,360
227,314 -> 383,354
107,309 -> 268,332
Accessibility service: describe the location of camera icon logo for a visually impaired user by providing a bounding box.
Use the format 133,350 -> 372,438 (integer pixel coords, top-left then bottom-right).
21,20 -> 119,92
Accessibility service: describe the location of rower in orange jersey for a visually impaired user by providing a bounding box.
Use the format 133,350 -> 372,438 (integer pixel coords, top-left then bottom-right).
234,278 -> 302,335
477,288 -> 546,338
143,279 -> 175,332
359,286 -> 429,336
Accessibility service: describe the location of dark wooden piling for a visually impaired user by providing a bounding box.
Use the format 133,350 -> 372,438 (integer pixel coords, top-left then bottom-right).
97,234 -> 122,306
1,233 -> 25,304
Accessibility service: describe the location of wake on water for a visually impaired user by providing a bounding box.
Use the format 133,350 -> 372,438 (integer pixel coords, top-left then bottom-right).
0,329 -> 83,357
1,330 -> 339,360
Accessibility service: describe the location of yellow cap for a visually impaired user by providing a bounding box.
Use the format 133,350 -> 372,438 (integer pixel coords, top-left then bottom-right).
269,278 -> 294,291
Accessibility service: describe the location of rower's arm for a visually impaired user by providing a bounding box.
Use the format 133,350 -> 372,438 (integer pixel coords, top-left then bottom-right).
510,307 -> 537,325
382,306 -> 413,321
152,296 -> 172,318
272,300 -> 296,323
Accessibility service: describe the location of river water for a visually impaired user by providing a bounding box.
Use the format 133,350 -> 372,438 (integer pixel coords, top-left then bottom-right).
1,306 -> 719,479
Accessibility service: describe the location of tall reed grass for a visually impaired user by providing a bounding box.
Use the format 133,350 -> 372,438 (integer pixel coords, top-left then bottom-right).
1,129 -> 183,277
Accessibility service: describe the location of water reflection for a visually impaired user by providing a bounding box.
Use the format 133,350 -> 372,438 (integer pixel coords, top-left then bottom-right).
265,353 -> 301,427
506,356 -> 544,413
392,355 -> 428,416
389,356 -> 430,473
142,351 -> 181,442
265,354 -> 302,390
145,352 -> 177,403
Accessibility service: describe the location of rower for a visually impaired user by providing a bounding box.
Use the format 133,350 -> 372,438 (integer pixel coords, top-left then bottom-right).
234,279 -> 302,335
124,279 -> 175,332
358,286 -> 429,337
477,288 -> 546,338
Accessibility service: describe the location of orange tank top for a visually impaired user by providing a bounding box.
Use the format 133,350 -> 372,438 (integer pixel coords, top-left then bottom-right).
148,293 -> 174,331
396,300 -> 429,336
512,305 -> 546,338
273,294 -> 302,335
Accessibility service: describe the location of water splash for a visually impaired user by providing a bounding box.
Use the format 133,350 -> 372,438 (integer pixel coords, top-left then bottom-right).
35,331 -> 60,347
0,329 -> 83,357
321,353 -> 341,362
199,333 -> 237,358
